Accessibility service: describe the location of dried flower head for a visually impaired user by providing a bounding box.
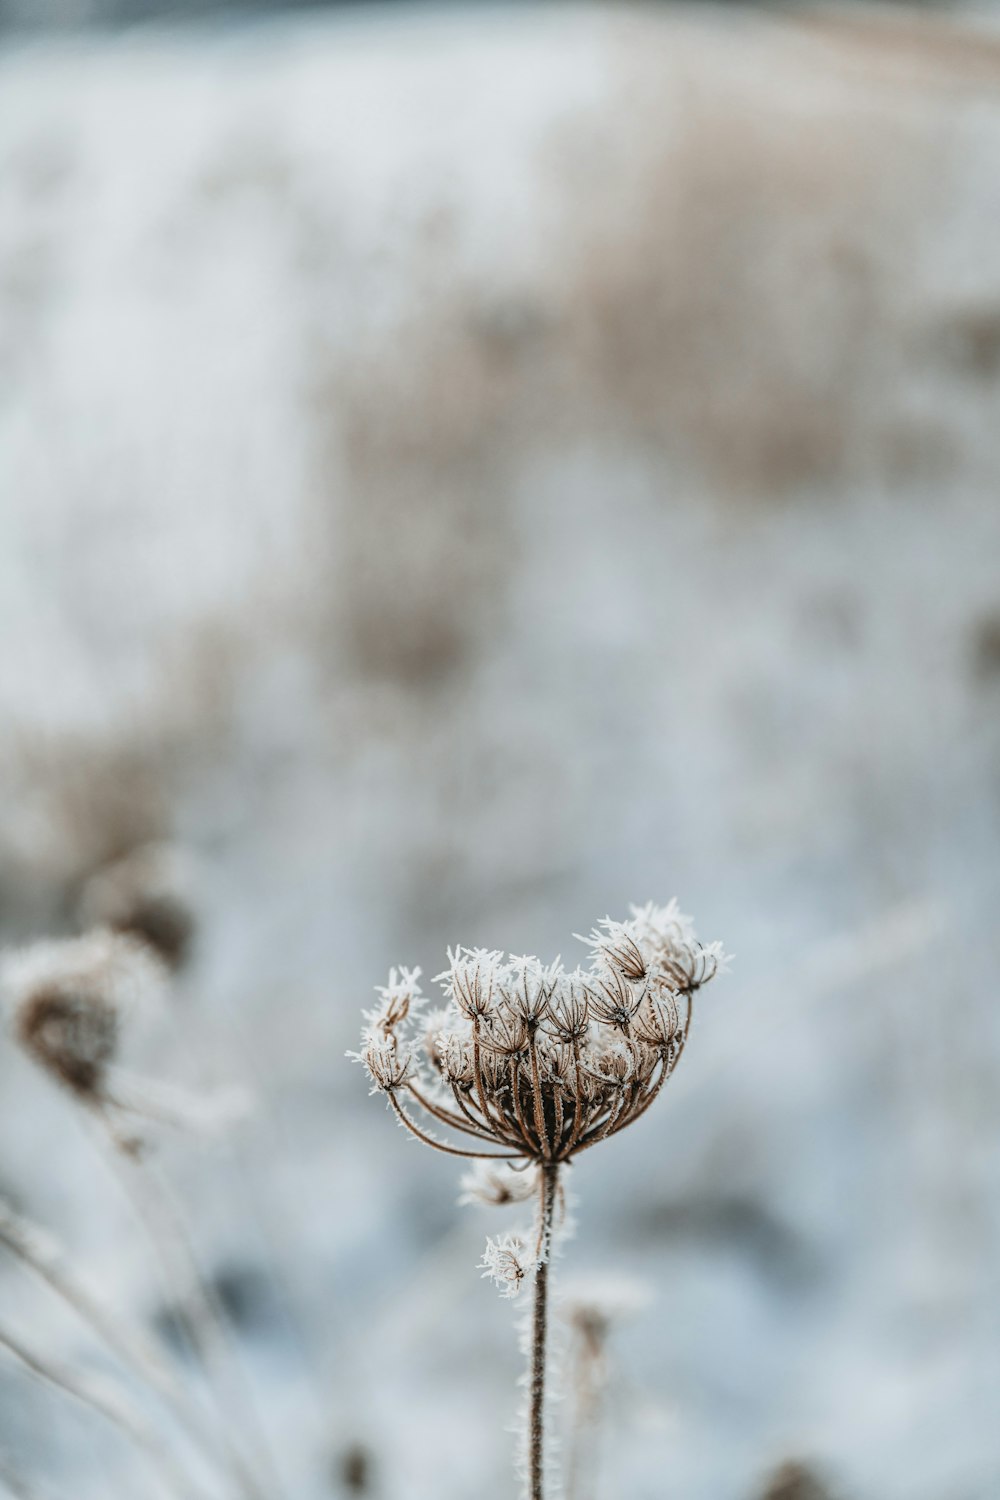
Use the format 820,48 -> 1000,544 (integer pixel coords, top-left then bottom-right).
352,901 -> 726,1168
3,929 -> 164,1102
77,843 -> 197,972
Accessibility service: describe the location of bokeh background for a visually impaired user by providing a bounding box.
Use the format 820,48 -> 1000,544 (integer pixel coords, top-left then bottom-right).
2,2 -> 1000,1497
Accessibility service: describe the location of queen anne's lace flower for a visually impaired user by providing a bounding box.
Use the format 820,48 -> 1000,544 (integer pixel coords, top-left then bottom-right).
353,899 -> 727,1500
352,900 -> 726,1169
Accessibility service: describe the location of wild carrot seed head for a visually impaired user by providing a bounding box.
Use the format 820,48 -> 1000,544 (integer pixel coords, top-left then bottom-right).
351,901 -> 727,1167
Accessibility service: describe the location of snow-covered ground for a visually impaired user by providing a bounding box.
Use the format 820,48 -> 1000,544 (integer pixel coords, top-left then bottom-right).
2,4 -> 1000,1497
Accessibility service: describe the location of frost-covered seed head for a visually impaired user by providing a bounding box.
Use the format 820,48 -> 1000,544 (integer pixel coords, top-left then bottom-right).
583,919 -> 648,982
355,900 -> 726,1165
4,929 -> 163,1101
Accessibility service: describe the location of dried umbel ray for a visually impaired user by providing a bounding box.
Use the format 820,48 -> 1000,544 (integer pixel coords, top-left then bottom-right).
353,900 -> 728,1500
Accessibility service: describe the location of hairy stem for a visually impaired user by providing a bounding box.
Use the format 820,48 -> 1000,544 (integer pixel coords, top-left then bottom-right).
528,1163 -> 559,1500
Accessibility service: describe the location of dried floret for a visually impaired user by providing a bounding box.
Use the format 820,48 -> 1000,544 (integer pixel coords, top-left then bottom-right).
459,1161 -> 539,1207
351,1033 -> 414,1095
354,898 -> 724,1168
629,900 -> 731,994
581,918 -> 648,982
364,966 -> 424,1035
480,1233 -> 532,1299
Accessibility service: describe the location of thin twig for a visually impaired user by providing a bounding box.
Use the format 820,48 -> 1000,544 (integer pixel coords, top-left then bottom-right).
94,1118 -> 283,1500
0,1323 -> 202,1500
0,1197 -> 231,1490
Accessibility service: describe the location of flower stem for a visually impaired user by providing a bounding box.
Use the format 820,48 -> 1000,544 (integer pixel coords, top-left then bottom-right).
528,1163 -> 559,1500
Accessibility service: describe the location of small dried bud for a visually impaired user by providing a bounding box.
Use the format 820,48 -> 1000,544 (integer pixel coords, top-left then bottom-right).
4,929 -> 163,1101
421,1007 -> 453,1073
633,987 -> 681,1050
480,1232 -> 532,1299
436,947 -> 503,1021
439,1032 -> 475,1089
589,966 -> 644,1033
480,1005 -> 529,1060
365,967 -> 423,1036
630,901 -> 730,995
353,1034 -> 414,1095
546,974 -> 591,1044
460,1161 -> 538,1207
581,1037 -> 637,1092
500,956 -> 556,1030
583,919 -> 647,982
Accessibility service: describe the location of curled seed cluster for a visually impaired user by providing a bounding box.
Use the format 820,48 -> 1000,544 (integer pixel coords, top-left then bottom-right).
353,901 -> 728,1166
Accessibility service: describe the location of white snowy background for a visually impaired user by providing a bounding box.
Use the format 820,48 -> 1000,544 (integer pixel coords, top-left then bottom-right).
1,4 -> 1000,1498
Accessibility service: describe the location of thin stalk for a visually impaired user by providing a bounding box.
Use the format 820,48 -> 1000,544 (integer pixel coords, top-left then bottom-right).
564,1330 -> 603,1500
528,1164 -> 559,1500
0,1448 -> 57,1500
0,1324 -> 201,1500
0,1198 -> 231,1488
95,1120 -> 281,1500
